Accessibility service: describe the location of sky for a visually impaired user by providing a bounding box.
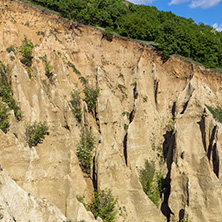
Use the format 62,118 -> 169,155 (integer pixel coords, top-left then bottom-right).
127,0 -> 222,31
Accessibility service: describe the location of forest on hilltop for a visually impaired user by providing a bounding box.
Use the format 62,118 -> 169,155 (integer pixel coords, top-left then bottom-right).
25,0 -> 222,69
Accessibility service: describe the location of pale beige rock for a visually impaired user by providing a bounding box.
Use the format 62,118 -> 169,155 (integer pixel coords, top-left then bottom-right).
1,1 -> 222,222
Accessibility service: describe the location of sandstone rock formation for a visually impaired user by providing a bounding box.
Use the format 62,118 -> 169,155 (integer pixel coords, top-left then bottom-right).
0,0 -> 222,221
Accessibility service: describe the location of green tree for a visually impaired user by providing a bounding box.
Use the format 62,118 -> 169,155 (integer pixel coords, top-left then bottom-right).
139,160 -> 163,206
25,121 -> 49,147
83,88 -> 99,114
89,189 -> 117,222
19,36 -> 34,67
76,130 -> 95,174
0,102 -> 10,133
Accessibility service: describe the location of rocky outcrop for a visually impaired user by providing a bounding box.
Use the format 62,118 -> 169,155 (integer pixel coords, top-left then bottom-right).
1,0 -> 222,221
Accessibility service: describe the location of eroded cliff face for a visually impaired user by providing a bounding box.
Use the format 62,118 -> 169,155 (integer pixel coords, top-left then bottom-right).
1,1 -> 222,221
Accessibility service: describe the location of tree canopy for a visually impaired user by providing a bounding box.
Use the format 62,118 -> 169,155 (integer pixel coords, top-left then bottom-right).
27,0 -> 222,69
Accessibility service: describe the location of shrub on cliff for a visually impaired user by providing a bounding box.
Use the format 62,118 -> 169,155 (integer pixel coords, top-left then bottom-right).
89,189 -> 117,222
19,36 -> 34,67
0,61 -> 22,120
77,189 -> 117,222
76,130 -> 95,174
70,90 -> 82,123
139,160 -> 163,206
39,54 -> 53,78
0,102 -> 10,133
205,104 -> 222,123
25,121 -> 49,147
83,88 -> 99,114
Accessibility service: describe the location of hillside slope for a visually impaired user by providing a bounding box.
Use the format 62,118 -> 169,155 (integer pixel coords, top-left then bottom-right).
0,0 -> 222,221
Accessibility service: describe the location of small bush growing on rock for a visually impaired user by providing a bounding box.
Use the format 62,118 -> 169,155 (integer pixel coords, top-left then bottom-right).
70,90 -> 82,123
139,160 -> 163,206
6,45 -> 16,54
25,121 -> 49,147
19,36 -> 34,67
88,189 -> 117,222
68,61 -> 80,75
76,130 -> 95,174
0,102 -> 10,133
39,55 -> 53,78
180,214 -> 192,222
165,119 -> 175,132
83,88 -> 99,113
0,61 -> 22,120
205,104 -> 222,123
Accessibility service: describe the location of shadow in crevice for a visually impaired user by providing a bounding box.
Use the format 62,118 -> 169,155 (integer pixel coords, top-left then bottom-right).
92,156 -> 98,190
179,209 -> 185,221
212,143 -> 219,178
161,130 -> 176,221
180,99 -> 190,115
161,172 -> 174,222
207,125 -> 217,161
197,109 -> 207,152
123,133 -> 128,166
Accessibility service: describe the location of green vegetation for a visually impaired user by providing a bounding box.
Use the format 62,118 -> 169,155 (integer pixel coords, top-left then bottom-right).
25,121 -> 49,147
0,61 -> 22,121
26,0 -> 222,69
68,61 -> 80,75
39,55 -> 53,78
0,103 -> 10,133
139,160 -> 163,206
6,45 -> 16,54
19,36 -> 34,67
36,31 -> 45,36
180,214 -> 192,222
103,28 -> 114,42
205,105 -> 222,123
89,189 -> 117,222
70,90 -> 82,123
165,119 -> 175,132
76,130 -> 95,174
83,88 -> 99,113
77,189 -> 117,222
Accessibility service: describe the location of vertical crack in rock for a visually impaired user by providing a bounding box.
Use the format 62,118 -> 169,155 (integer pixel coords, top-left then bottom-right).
207,125 -> 218,161
123,82 -> 138,166
123,133 -> 128,166
92,156 -> 98,190
199,108 -> 207,152
199,112 -> 220,178
212,143 -> 219,178
161,130 -> 176,221
154,79 -> 159,105
172,102 -> 176,120
177,82 -> 195,115
180,98 -> 190,115
186,178 -> 190,206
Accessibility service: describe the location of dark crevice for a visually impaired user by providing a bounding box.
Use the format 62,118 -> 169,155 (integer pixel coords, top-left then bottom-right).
212,143 -> 219,178
180,98 -> 190,115
179,209 -> 185,221
154,79 -> 159,104
123,82 -> 138,167
207,125 -> 218,161
198,108 -> 207,152
64,124 -> 70,131
161,172 -> 174,222
172,102 -> 176,120
161,130 -> 176,221
123,133 -> 128,166
186,178 -> 190,206
129,108 -> 135,124
92,156 -> 98,190
133,82 -> 138,100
